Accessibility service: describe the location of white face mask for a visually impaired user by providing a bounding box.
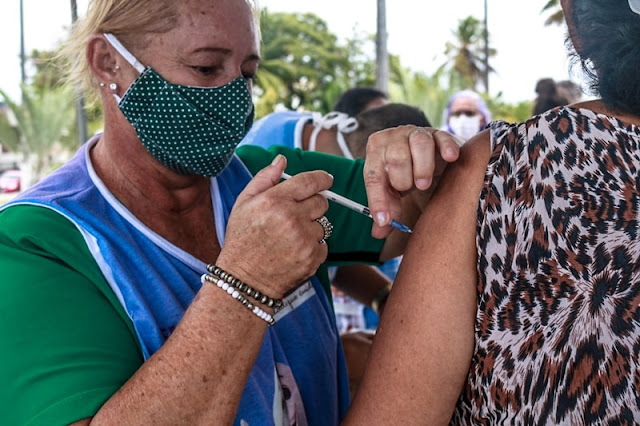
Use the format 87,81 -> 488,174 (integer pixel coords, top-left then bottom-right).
449,114 -> 482,141
308,112 -> 358,159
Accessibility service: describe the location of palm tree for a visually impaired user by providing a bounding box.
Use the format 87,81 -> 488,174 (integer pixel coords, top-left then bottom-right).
70,0 -> 89,146
389,63 -> 461,128
375,0 -> 389,93
439,16 -> 495,92
541,0 -> 565,26
256,11 -> 354,113
0,85 -> 75,187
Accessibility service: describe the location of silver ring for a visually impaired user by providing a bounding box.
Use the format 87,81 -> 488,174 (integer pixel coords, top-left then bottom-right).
315,215 -> 333,243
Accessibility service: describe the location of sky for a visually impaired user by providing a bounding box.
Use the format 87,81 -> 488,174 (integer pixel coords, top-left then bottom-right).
0,0 -> 577,105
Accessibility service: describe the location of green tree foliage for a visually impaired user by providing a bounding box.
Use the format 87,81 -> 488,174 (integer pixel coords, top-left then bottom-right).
0,6 -> 539,189
257,9 -> 511,129
30,47 -> 104,144
541,0 -> 565,26
439,16 -> 495,92
30,49 -> 67,92
389,66 -> 461,128
486,93 -> 534,123
0,84 -> 75,185
0,107 -> 20,153
256,10 -> 377,117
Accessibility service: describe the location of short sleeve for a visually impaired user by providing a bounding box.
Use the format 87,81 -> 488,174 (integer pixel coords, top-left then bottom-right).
0,205 -> 143,425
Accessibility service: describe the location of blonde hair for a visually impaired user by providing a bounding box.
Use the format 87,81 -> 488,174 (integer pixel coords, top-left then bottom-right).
59,0 -> 260,103
58,0 -> 177,103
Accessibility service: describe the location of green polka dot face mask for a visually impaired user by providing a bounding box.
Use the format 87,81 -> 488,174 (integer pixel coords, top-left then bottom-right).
104,33 -> 254,177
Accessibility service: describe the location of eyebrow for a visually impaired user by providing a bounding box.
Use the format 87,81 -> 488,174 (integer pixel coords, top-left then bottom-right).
192,46 -> 261,62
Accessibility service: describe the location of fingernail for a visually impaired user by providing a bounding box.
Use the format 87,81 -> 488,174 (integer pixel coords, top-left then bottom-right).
271,154 -> 283,166
376,212 -> 388,226
416,178 -> 431,190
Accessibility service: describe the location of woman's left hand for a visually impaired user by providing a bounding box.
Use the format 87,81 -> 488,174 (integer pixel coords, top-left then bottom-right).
364,125 -> 462,238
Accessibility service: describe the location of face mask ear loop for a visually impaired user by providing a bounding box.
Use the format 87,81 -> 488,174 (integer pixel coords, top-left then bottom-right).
336,131 -> 354,160
310,111 -> 358,157
103,33 -> 145,104
333,113 -> 358,160
308,113 -> 325,152
336,114 -> 359,132
103,33 -> 146,74
316,112 -> 358,130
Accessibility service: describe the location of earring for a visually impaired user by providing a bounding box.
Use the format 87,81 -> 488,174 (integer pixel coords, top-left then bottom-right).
109,83 -> 118,91
113,65 -> 120,72
99,82 -> 105,88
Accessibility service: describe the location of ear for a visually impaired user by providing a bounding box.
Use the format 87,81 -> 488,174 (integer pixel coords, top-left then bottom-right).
87,35 -> 119,86
86,34 -> 138,100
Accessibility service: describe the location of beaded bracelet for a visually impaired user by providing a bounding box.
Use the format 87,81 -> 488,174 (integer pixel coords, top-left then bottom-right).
206,264 -> 283,309
201,274 -> 275,326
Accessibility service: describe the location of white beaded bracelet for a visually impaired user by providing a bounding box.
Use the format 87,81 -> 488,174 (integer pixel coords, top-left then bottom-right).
201,274 -> 276,326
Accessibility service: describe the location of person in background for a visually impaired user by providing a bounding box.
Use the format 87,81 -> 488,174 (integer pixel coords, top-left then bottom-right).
332,87 -> 389,118
557,79 -> 583,104
332,85 -> 399,285
442,89 -> 492,141
0,0 -> 462,424
333,86 -> 404,332
532,77 -> 570,115
242,103 -> 429,161
240,104 -> 430,320
345,0 -> 640,423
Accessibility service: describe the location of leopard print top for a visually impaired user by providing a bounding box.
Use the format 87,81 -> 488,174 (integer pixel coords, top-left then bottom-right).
452,107 -> 640,425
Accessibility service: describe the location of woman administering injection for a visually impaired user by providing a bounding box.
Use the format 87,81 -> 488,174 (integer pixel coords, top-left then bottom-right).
0,0 -> 459,421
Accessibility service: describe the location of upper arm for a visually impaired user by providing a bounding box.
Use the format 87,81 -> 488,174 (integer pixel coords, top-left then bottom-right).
344,130 -> 492,424
0,206 -> 143,425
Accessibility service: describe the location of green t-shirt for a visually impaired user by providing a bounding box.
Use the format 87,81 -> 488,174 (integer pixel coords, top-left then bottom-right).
0,145 -> 383,425
0,206 -> 142,425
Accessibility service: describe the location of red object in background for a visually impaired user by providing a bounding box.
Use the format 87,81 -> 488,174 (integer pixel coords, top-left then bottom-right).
0,170 -> 21,193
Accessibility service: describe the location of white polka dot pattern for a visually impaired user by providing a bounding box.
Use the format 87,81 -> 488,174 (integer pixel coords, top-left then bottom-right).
119,67 -> 255,176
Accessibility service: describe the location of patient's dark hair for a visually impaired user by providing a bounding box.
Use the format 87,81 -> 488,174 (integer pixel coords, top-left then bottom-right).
333,87 -> 388,117
345,103 -> 431,159
568,0 -> 640,115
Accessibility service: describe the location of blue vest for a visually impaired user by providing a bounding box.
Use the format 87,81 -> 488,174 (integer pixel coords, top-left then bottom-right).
4,138 -> 349,425
239,110 -> 311,150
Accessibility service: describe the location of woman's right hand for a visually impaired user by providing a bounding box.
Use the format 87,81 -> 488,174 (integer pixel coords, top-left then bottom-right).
216,154 -> 333,298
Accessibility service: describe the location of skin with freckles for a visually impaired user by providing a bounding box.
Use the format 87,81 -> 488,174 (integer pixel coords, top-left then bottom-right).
1,0 -> 463,423
69,0 -> 338,423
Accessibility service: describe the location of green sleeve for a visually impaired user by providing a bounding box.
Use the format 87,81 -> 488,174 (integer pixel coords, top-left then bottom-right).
235,145 -> 385,265
0,205 -> 143,425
